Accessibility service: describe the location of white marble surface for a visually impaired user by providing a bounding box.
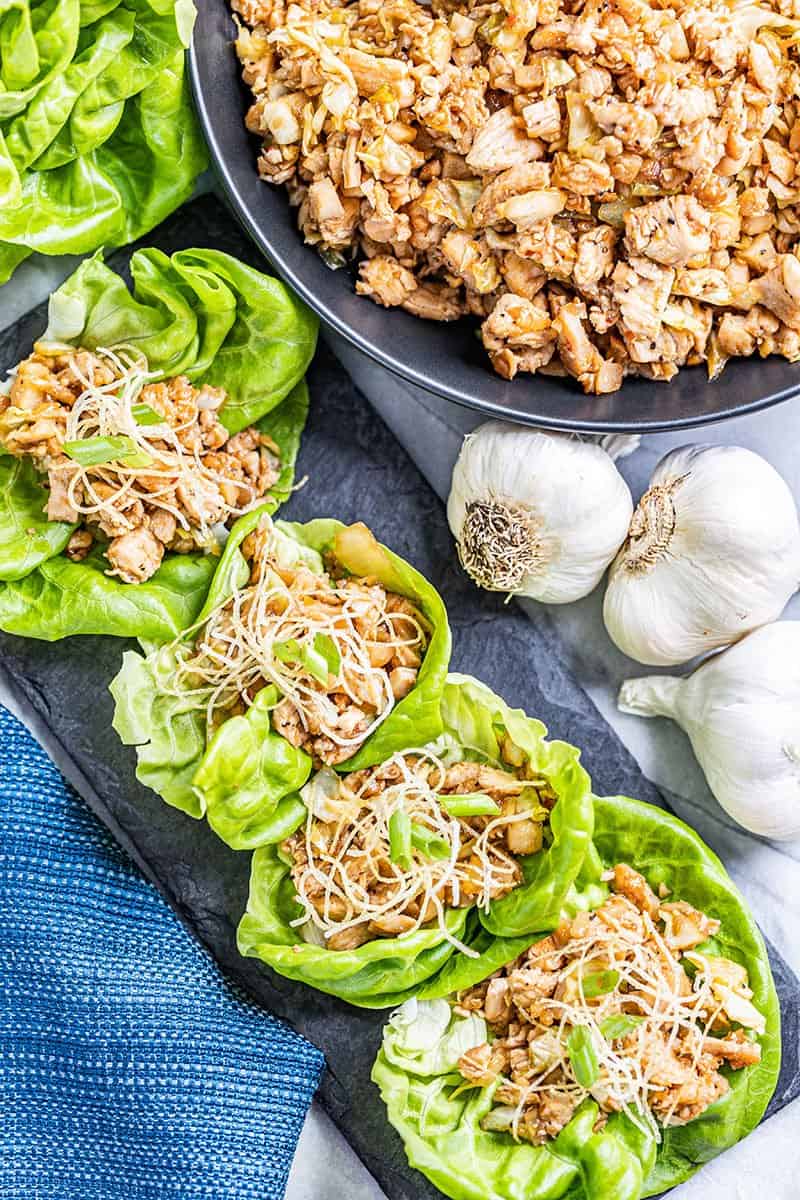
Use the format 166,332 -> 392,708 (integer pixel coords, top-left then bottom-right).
2,254 -> 798,1200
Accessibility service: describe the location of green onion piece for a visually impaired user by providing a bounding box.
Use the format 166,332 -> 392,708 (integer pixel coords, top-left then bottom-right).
314,632 -> 341,678
410,822 -> 452,861
567,1026 -> 599,1088
599,1014 -> 644,1040
63,435 -> 153,468
438,792 -> 500,818
131,402 -> 165,426
389,808 -> 412,869
273,637 -> 331,685
581,969 -> 620,999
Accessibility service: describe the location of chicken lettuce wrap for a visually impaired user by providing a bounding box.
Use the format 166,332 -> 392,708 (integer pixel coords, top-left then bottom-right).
235,675 -> 594,1007
0,247 -> 317,641
110,507 -> 452,846
373,796 -> 780,1199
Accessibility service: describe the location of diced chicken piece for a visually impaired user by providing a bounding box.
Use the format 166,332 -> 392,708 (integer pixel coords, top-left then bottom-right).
702,1031 -> 762,1069
307,178 -> 359,246
46,464 -> 80,522
751,255 -> 800,331
338,48 -> 415,107
327,925 -> 372,951
552,154 -> 614,196
357,257 -> 418,308
652,1068 -> 729,1126
506,819 -> 543,856
612,257 -> 674,338
611,863 -> 660,917
401,282 -> 463,321
466,109 -> 543,173
389,667 -> 417,699
573,227 -> 617,298
716,307 -> 779,357
659,901 -> 720,950
587,97 -> 659,152
484,977 -> 512,1025
106,528 -> 165,584
458,1043 -> 503,1087
552,300 -> 623,393
625,196 -> 712,268
473,163 -> 552,227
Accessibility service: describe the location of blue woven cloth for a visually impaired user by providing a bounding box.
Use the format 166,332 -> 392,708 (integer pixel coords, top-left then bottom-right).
0,705 -> 324,1199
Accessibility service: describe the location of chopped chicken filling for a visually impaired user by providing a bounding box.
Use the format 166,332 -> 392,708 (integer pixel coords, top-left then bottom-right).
454,863 -> 764,1144
282,748 -> 558,951
173,516 -> 429,766
233,0 -> 800,392
0,346 -> 281,583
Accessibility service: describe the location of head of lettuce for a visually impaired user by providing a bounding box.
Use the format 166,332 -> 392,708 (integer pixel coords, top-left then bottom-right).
372,796 -> 781,1197
0,247 -> 317,641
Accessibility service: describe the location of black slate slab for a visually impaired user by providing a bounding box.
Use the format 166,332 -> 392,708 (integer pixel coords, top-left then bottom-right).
1,195 -> 797,1200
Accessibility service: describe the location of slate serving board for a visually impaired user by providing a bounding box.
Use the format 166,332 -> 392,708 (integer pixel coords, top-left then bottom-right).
1,195 -> 798,1200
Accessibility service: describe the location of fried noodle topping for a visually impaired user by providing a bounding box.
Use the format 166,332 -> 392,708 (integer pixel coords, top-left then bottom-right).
283,753 -> 556,951
233,0 -> 800,393
454,863 -> 765,1144
167,516 -> 429,766
0,345 -> 281,582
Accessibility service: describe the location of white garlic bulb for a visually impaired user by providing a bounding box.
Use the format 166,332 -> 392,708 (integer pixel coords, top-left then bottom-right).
604,444 -> 800,666
447,422 -> 634,604
618,622 -> 800,840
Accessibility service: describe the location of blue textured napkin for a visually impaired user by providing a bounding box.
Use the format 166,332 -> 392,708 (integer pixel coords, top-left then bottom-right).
0,705 -> 324,1199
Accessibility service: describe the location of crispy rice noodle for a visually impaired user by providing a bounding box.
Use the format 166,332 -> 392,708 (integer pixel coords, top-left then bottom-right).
454,870 -> 765,1145
51,345 -> 261,548
164,517 -> 428,757
285,749 -> 544,954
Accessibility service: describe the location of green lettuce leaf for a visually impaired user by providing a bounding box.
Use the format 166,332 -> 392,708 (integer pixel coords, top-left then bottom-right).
109,512 -> 451,845
0,277 -> 311,640
372,796 -> 781,1198
42,247 -> 317,431
237,844 -> 470,1008
233,673 -> 594,1004
436,674 -> 595,939
0,0 -> 81,120
0,547 -> 216,642
0,455 -> 75,581
0,0 -> 206,277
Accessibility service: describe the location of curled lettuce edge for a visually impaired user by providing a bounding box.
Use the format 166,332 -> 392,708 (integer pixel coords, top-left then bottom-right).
0,243 -> 316,643
372,795 -> 781,1200
109,509 -> 452,857
233,672 -> 595,1007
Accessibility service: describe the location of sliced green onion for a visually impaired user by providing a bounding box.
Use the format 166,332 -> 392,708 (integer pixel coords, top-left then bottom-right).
581,969 -> 620,999
438,792 -> 500,818
131,402 -> 165,426
389,808 -> 412,869
567,1026 -> 599,1088
63,435 -> 153,468
410,822 -> 451,861
314,632 -> 341,678
599,1014 -> 644,1040
273,636 -> 331,685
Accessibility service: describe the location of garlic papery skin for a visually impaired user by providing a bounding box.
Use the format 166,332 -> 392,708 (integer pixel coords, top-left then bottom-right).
446,422 -> 633,604
603,444 -> 800,667
618,622 -> 800,840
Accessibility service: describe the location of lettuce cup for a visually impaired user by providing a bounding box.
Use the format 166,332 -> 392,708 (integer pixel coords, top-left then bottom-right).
373,796 -> 780,1199
111,508 -> 452,845
235,676 -> 595,1007
0,247 -> 316,641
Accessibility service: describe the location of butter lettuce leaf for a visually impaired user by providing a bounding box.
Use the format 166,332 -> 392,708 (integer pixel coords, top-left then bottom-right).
0,264 -> 312,639
237,844 -> 470,1008
0,0 -> 206,276
109,512 -> 451,849
372,796 -> 781,1197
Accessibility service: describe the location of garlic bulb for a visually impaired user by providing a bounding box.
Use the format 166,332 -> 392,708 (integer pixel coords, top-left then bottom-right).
447,422 -> 633,604
618,622 -> 800,840
604,444 -> 800,666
